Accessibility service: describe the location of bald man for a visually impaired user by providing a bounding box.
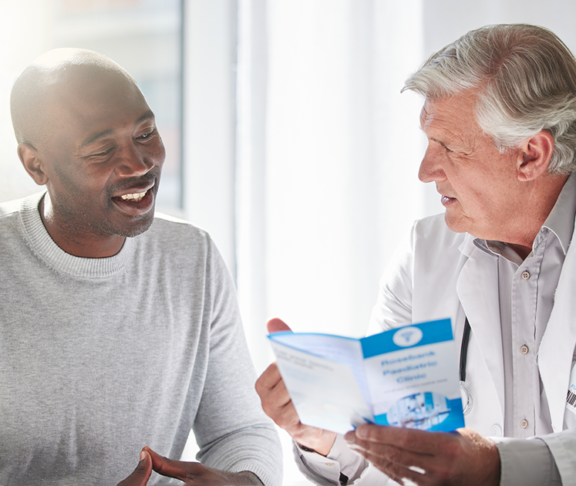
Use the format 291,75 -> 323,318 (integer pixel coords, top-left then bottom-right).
0,49 -> 281,486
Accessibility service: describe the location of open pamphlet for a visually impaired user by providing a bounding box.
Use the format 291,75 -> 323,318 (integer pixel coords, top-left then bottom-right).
268,318 -> 465,435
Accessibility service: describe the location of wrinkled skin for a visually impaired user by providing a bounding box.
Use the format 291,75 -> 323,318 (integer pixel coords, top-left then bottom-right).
344,425 -> 500,486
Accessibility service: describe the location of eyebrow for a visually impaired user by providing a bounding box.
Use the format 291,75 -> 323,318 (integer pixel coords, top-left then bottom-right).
80,110 -> 156,148
418,126 -> 447,145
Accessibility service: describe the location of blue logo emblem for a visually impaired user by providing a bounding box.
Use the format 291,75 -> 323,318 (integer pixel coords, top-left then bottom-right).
393,327 -> 423,347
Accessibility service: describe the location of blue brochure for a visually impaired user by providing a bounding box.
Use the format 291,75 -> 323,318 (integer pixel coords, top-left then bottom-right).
268,318 -> 465,435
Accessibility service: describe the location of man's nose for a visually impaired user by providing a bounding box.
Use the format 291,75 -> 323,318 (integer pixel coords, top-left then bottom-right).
418,145 -> 445,183
115,144 -> 154,177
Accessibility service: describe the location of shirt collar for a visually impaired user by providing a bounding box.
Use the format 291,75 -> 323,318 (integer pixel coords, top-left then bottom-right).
541,171 -> 576,255
469,172 -> 576,259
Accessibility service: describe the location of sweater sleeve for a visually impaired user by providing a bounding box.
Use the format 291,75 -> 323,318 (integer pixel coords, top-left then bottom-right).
191,237 -> 282,486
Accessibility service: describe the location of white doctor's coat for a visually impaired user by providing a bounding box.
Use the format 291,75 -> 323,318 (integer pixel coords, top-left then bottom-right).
369,213 -> 576,484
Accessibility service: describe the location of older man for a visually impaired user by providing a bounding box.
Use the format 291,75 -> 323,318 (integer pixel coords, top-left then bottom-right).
0,49 -> 281,485
256,24 -> 576,485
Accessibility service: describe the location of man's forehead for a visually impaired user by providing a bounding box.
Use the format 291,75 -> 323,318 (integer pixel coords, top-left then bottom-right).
418,93 -> 485,153
42,72 -> 152,148
48,68 -> 145,115
10,48 -> 144,149
420,94 -> 478,131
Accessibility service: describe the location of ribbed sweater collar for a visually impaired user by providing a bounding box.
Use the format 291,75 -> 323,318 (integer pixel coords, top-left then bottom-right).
19,193 -> 135,279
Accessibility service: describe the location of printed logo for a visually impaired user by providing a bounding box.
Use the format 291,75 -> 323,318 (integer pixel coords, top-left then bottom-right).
393,327 -> 423,347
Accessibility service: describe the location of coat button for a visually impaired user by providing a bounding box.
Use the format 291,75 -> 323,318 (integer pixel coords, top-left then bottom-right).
520,345 -> 529,354
521,419 -> 529,429
521,271 -> 530,280
490,424 -> 502,436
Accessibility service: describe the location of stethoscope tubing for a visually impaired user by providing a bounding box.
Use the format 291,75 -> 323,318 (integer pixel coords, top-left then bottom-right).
460,317 -> 473,415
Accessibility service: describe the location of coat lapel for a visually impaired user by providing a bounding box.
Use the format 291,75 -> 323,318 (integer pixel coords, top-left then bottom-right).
456,236 -> 505,417
540,234 -> 576,432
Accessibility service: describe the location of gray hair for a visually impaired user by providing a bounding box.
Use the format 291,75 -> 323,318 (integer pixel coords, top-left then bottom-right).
404,24 -> 576,174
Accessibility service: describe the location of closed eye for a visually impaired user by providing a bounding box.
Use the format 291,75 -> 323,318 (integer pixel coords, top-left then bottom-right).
90,147 -> 114,157
433,139 -> 453,153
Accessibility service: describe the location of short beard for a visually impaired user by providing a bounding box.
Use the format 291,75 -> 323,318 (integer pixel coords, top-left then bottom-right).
50,164 -> 160,240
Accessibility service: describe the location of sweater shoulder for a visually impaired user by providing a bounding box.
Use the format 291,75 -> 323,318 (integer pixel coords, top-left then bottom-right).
137,212 -> 216,261
148,212 -> 210,244
0,197 -> 28,219
0,193 -> 43,229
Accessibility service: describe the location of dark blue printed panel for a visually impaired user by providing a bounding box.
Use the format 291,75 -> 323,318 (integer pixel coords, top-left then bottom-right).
360,319 -> 453,359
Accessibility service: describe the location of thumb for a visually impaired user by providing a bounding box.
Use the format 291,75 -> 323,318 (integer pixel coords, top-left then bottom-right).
267,317 -> 292,334
117,450 -> 152,486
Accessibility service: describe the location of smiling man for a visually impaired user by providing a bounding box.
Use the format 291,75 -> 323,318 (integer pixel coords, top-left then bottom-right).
256,24 -> 576,485
0,49 -> 281,485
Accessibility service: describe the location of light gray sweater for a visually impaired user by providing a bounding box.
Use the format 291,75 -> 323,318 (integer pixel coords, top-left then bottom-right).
0,193 -> 282,486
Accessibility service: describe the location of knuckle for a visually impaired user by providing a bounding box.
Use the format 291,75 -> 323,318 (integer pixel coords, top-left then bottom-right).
386,446 -> 403,464
398,432 -> 412,450
280,413 -> 301,434
260,402 -> 273,417
254,378 -> 265,396
378,459 -> 401,480
443,439 -> 461,460
432,467 -> 453,483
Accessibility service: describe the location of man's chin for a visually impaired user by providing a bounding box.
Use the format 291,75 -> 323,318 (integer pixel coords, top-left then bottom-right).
444,212 -> 469,234
112,212 -> 155,238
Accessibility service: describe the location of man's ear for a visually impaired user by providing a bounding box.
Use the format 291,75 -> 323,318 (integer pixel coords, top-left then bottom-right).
517,130 -> 554,181
17,143 -> 49,186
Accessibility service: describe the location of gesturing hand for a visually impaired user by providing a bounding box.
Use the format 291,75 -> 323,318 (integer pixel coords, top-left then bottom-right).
117,451 -> 152,486
145,447 -> 263,485
344,425 -> 500,486
255,318 -> 337,456
117,448 -> 263,486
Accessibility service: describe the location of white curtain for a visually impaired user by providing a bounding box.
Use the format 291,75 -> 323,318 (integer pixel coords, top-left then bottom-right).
236,0 -> 428,374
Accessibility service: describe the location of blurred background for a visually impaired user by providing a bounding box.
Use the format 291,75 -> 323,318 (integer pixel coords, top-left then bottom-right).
2,1 -> 576,484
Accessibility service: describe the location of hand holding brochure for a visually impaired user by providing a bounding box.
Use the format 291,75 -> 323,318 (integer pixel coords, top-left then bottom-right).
268,318 -> 465,435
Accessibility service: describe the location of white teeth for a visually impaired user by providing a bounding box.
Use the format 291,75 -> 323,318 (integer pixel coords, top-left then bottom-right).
121,191 -> 146,202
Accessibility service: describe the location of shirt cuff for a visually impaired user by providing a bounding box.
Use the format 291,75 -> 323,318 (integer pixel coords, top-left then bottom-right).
293,435 -> 369,485
326,434 -> 369,481
493,436 -> 562,486
293,441 -> 342,485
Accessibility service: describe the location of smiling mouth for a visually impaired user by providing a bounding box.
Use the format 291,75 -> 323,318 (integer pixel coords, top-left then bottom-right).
111,184 -> 156,216
120,191 -> 147,202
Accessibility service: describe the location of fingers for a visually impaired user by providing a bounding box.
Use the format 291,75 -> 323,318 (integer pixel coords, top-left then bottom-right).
345,433 -> 432,485
254,362 -> 336,455
345,426 -> 501,486
266,317 -> 292,334
255,362 -> 283,394
358,450 -> 427,486
117,450 -> 153,486
144,447 -> 201,481
353,424 -> 447,455
346,434 -> 436,477
255,364 -> 299,430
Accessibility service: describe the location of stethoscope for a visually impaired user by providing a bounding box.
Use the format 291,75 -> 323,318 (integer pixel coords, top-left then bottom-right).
459,317 -> 473,415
